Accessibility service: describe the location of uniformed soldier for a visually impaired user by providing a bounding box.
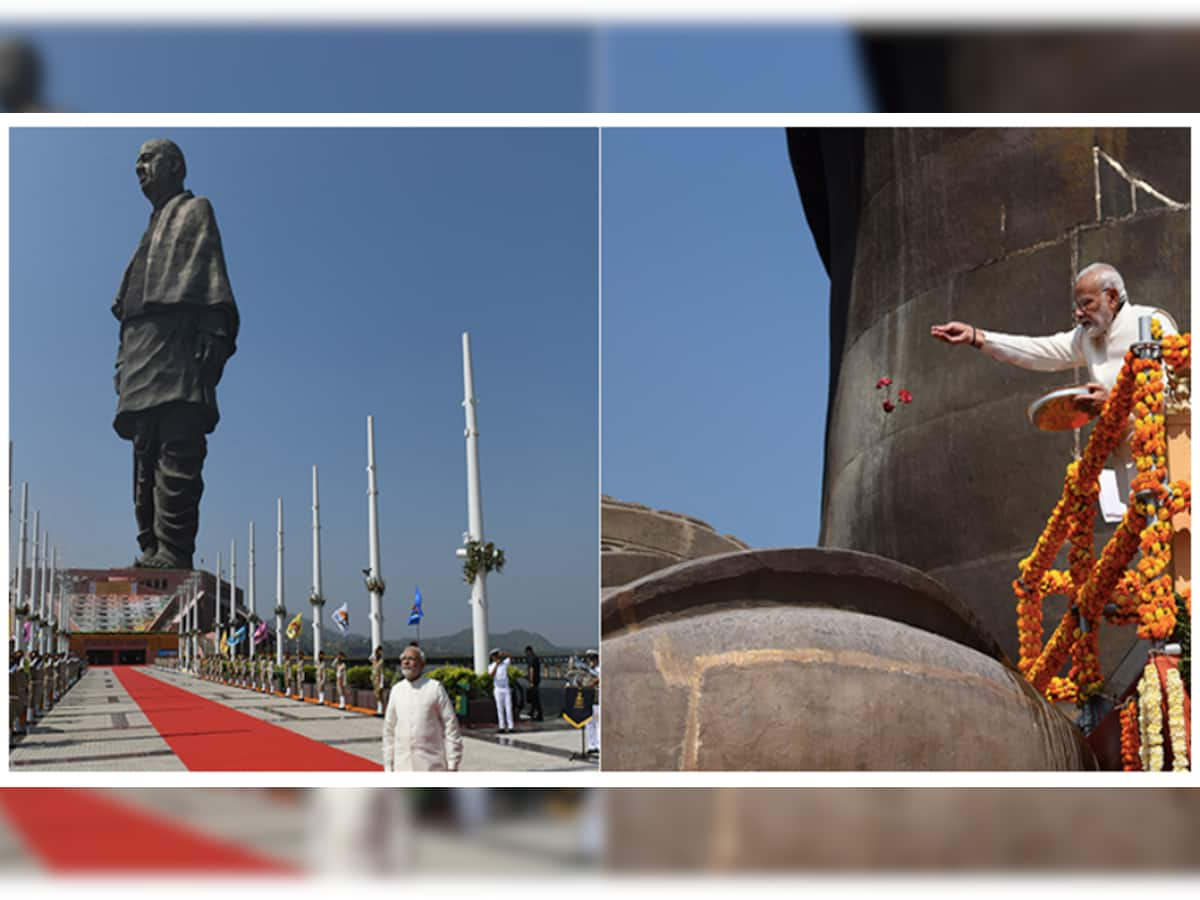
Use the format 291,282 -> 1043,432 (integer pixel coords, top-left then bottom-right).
336,651 -> 348,710
266,654 -> 276,694
316,650 -> 327,705
28,651 -> 44,721
371,646 -> 386,716
9,648 -> 25,737
294,654 -> 306,701
583,650 -> 600,756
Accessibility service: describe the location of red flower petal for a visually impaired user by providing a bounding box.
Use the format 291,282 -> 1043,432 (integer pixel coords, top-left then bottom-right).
875,376 -> 892,389
898,389 -> 913,403
882,400 -> 895,413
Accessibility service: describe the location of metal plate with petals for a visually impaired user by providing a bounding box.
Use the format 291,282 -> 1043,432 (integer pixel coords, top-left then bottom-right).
1027,386 -> 1097,432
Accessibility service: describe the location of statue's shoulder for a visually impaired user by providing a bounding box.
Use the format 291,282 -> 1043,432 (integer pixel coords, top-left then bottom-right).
172,192 -> 217,222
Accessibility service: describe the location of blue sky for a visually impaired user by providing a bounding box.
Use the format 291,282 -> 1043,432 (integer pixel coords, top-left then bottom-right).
602,128 -> 829,548
8,25 -> 870,112
9,127 -> 599,647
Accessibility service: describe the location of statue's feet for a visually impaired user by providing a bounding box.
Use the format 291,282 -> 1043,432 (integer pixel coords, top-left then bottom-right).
132,548 -> 159,568
142,547 -> 192,570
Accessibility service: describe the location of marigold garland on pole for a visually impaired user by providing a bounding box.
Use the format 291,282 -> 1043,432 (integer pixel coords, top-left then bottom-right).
1013,332 -> 1191,709
461,539 -> 506,585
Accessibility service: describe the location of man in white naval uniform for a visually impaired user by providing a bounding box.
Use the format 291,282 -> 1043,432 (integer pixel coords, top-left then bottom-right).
583,650 -> 600,755
487,648 -> 514,733
381,645 -> 463,772
931,262 -> 1178,503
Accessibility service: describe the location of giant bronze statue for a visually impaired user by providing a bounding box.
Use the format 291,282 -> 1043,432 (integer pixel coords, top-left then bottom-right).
113,139 -> 239,570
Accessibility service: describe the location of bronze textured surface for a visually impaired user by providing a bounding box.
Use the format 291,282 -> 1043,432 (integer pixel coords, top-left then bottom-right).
602,548 -> 1094,771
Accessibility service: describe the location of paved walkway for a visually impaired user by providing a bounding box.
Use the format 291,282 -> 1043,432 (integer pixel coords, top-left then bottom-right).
10,666 -> 596,772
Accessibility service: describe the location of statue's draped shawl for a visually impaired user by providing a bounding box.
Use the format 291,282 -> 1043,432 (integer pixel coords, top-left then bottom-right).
112,191 -> 239,439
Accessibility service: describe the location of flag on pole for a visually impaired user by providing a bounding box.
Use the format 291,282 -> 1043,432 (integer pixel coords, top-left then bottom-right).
407,586 -> 424,626
285,612 -> 304,640
23,621 -> 31,643
253,621 -> 269,645
231,624 -> 247,647
219,630 -> 229,656
331,602 -> 350,636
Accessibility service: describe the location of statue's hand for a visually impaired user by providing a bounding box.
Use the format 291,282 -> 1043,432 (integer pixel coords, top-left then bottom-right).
195,331 -> 228,384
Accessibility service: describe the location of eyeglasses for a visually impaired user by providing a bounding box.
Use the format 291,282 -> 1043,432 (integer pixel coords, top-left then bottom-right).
1074,287 -> 1115,312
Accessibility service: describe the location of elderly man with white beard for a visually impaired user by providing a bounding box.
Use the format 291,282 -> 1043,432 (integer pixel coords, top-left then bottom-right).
381,645 -> 463,772
931,262 -> 1178,504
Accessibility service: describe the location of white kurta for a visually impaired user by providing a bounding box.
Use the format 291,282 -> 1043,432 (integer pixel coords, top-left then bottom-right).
982,302 -> 1177,390
982,302 -> 1178,501
381,675 -> 463,772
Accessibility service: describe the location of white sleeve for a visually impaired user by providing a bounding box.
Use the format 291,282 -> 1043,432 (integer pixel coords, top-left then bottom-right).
438,686 -> 464,771
381,689 -> 396,772
981,328 -> 1083,372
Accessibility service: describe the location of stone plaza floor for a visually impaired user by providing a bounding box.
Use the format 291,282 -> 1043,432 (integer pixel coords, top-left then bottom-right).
9,666 -> 597,772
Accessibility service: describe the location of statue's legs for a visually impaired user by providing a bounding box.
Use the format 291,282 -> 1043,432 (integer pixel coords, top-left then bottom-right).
146,405 -> 208,570
132,423 -> 159,562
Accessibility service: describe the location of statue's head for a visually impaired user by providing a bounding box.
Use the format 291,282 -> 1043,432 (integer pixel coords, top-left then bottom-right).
0,37 -> 42,112
136,138 -> 186,208
1073,262 -> 1126,337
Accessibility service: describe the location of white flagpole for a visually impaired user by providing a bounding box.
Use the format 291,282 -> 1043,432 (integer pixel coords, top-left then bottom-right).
29,514 -> 40,658
275,498 -> 285,666
47,547 -> 57,658
39,529 -> 49,656
460,332 -> 489,674
191,577 -> 199,672
249,521 -> 257,660
215,550 -> 223,660
14,483 -> 28,654
177,575 -> 184,665
55,551 -> 64,656
311,464 -> 323,662
366,417 -> 384,656
229,539 -> 237,654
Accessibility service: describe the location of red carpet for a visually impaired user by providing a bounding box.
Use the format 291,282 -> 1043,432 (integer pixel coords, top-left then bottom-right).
0,789 -> 297,873
113,666 -> 381,771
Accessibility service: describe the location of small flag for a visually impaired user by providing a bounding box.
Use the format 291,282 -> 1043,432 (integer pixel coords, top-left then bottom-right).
331,602 -> 350,636
23,622 -> 31,643
219,630 -> 229,655
407,586 -> 424,626
230,625 -> 247,647
253,621 -> 269,645
285,612 -> 304,640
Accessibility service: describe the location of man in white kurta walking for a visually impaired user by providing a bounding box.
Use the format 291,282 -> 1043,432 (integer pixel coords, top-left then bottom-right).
382,645 -> 463,771
931,262 -> 1178,502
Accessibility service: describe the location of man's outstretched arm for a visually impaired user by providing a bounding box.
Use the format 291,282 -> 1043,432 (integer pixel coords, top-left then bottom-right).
931,320 -> 1080,372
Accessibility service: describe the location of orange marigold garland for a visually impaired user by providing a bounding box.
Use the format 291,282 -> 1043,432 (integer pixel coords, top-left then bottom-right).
1015,331 -> 1191,704
1120,698 -> 1141,771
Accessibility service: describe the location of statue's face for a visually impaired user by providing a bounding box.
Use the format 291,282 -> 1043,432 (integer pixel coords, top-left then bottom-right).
135,142 -> 181,202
